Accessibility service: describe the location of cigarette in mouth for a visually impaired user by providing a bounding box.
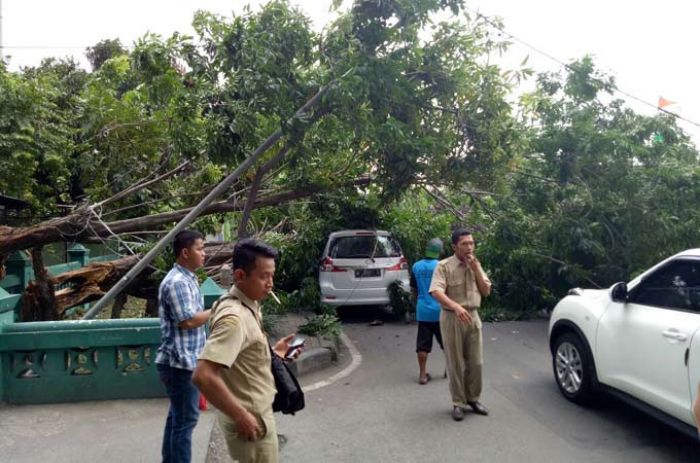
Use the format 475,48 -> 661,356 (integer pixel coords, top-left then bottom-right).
270,291 -> 281,305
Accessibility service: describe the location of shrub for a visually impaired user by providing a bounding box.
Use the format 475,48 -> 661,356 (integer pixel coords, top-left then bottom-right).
297,311 -> 342,347
387,280 -> 414,319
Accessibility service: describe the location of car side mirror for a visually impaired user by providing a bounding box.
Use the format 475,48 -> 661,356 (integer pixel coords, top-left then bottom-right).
611,282 -> 628,303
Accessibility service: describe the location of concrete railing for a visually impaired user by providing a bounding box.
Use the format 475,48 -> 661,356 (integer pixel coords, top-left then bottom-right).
0,318 -> 163,404
0,246 -> 226,404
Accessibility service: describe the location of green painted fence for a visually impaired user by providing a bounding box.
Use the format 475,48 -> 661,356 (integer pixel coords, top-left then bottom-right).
0,318 -> 163,404
0,245 -> 226,404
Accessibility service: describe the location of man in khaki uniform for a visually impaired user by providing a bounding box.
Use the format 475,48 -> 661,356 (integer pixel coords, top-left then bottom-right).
193,239 -> 297,462
429,229 -> 492,421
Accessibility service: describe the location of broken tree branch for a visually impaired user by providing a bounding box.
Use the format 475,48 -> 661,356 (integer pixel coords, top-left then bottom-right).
96,160 -> 191,208
237,146 -> 291,238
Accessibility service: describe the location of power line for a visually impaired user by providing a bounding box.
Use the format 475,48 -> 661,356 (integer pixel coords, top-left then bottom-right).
4,45 -> 92,49
2,45 -> 135,50
466,7 -> 700,129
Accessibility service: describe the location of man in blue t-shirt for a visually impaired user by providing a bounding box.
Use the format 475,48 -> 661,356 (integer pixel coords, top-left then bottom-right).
410,238 -> 444,384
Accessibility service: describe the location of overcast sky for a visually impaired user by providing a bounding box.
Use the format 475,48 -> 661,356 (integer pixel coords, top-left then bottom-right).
3,0 -> 699,144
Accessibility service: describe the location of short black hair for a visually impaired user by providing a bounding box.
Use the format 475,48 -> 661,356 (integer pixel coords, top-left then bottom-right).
232,238 -> 278,273
173,230 -> 204,258
451,228 -> 472,245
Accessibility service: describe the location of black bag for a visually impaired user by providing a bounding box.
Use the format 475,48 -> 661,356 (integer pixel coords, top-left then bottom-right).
269,345 -> 305,415
233,298 -> 304,415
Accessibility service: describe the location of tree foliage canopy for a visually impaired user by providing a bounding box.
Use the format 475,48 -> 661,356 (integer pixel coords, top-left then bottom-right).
481,57 -> 700,311
1,2 -> 699,317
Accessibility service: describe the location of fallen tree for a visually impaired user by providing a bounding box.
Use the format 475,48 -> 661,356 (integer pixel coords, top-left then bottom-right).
17,176 -> 370,319
0,176 -> 370,258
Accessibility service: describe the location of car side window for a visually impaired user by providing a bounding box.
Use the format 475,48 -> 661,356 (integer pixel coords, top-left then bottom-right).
630,259 -> 700,311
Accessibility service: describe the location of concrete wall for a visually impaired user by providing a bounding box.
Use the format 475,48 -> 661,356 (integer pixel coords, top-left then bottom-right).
0,248 -> 226,404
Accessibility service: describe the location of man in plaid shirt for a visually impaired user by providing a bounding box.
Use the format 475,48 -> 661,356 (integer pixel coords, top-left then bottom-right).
156,230 -> 211,463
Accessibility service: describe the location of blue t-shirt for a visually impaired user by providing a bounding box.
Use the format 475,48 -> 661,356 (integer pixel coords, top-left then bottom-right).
411,258 -> 441,322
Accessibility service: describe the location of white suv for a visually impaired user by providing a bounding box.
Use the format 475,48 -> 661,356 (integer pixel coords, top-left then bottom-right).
319,230 -> 410,307
549,249 -> 700,438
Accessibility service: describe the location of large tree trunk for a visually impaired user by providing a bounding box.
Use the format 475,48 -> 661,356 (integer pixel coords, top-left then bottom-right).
0,254 -> 7,280
0,208 -> 93,257
110,292 -> 128,319
22,247 -> 59,321
145,298 -> 159,318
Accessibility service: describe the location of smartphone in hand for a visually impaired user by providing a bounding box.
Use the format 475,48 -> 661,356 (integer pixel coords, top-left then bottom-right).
285,336 -> 305,360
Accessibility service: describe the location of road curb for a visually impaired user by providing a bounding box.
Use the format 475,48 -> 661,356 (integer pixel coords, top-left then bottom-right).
288,346 -> 333,377
303,331 -> 362,392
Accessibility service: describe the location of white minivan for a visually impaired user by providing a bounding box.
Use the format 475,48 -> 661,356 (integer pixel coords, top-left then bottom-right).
319,230 -> 410,307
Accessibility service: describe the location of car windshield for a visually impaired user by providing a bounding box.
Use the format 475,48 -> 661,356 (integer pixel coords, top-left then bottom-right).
329,235 -> 402,259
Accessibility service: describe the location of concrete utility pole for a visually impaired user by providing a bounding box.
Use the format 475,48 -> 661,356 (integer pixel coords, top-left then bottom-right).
82,84 -> 331,320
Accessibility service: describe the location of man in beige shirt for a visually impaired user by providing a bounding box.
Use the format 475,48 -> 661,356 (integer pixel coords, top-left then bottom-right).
429,229 -> 492,421
193,239 -> 297,463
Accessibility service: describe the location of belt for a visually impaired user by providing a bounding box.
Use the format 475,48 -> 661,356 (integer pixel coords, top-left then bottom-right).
442,306 -> 478,312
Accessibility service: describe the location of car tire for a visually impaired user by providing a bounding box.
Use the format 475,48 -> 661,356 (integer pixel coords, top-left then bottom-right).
552,332 -> 597,405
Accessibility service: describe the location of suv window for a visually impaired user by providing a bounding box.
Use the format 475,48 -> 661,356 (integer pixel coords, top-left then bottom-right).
329,235 -> 402,259
630,259 -> 700,311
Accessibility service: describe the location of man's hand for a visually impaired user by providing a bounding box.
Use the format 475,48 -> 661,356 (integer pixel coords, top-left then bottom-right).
234,409 -> 263,441
272,333 -> 296,359
453,304 -> 473,324
178,309 -> 211,330
431,290 -> 473,324
465,253 -> 480,271
466,253 -> 492,297
193,359 -> 263,441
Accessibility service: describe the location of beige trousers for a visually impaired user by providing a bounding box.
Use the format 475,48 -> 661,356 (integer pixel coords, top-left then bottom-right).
440,308 -> 483,407
219,409 -> 278,463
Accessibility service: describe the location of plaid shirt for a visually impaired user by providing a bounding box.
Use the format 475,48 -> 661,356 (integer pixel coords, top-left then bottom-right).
155,264 -> 206,370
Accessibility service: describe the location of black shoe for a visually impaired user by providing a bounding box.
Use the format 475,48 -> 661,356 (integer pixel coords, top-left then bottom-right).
467,401 -> 489,416
451,406 -> 465,421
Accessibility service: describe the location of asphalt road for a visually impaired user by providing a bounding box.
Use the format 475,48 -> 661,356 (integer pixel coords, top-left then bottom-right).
274,309 -> 700,463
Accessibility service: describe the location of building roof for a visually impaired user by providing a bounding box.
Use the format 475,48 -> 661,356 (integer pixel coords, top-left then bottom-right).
0,195 -> 30,209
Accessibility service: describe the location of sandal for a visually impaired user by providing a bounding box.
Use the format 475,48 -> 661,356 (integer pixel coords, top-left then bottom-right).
419,373 -> 431,385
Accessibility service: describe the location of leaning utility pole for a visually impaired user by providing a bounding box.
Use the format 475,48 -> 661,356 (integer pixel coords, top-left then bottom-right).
82,84 -> 331,319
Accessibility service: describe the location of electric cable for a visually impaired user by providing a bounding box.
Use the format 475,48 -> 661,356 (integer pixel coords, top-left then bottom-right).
465,6 -> 700,129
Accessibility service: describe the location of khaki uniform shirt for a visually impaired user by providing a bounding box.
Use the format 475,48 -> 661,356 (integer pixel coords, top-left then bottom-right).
198,286 -> 276,419
429,255 -> 491,309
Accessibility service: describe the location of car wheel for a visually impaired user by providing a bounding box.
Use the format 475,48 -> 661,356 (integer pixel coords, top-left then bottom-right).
553,332 -> 596,404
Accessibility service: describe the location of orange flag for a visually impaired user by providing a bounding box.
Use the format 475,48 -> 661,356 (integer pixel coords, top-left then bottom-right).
658,96 -> 676,109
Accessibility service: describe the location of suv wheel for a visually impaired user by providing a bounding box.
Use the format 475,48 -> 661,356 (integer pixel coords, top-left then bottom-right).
553,332 -> 596,404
